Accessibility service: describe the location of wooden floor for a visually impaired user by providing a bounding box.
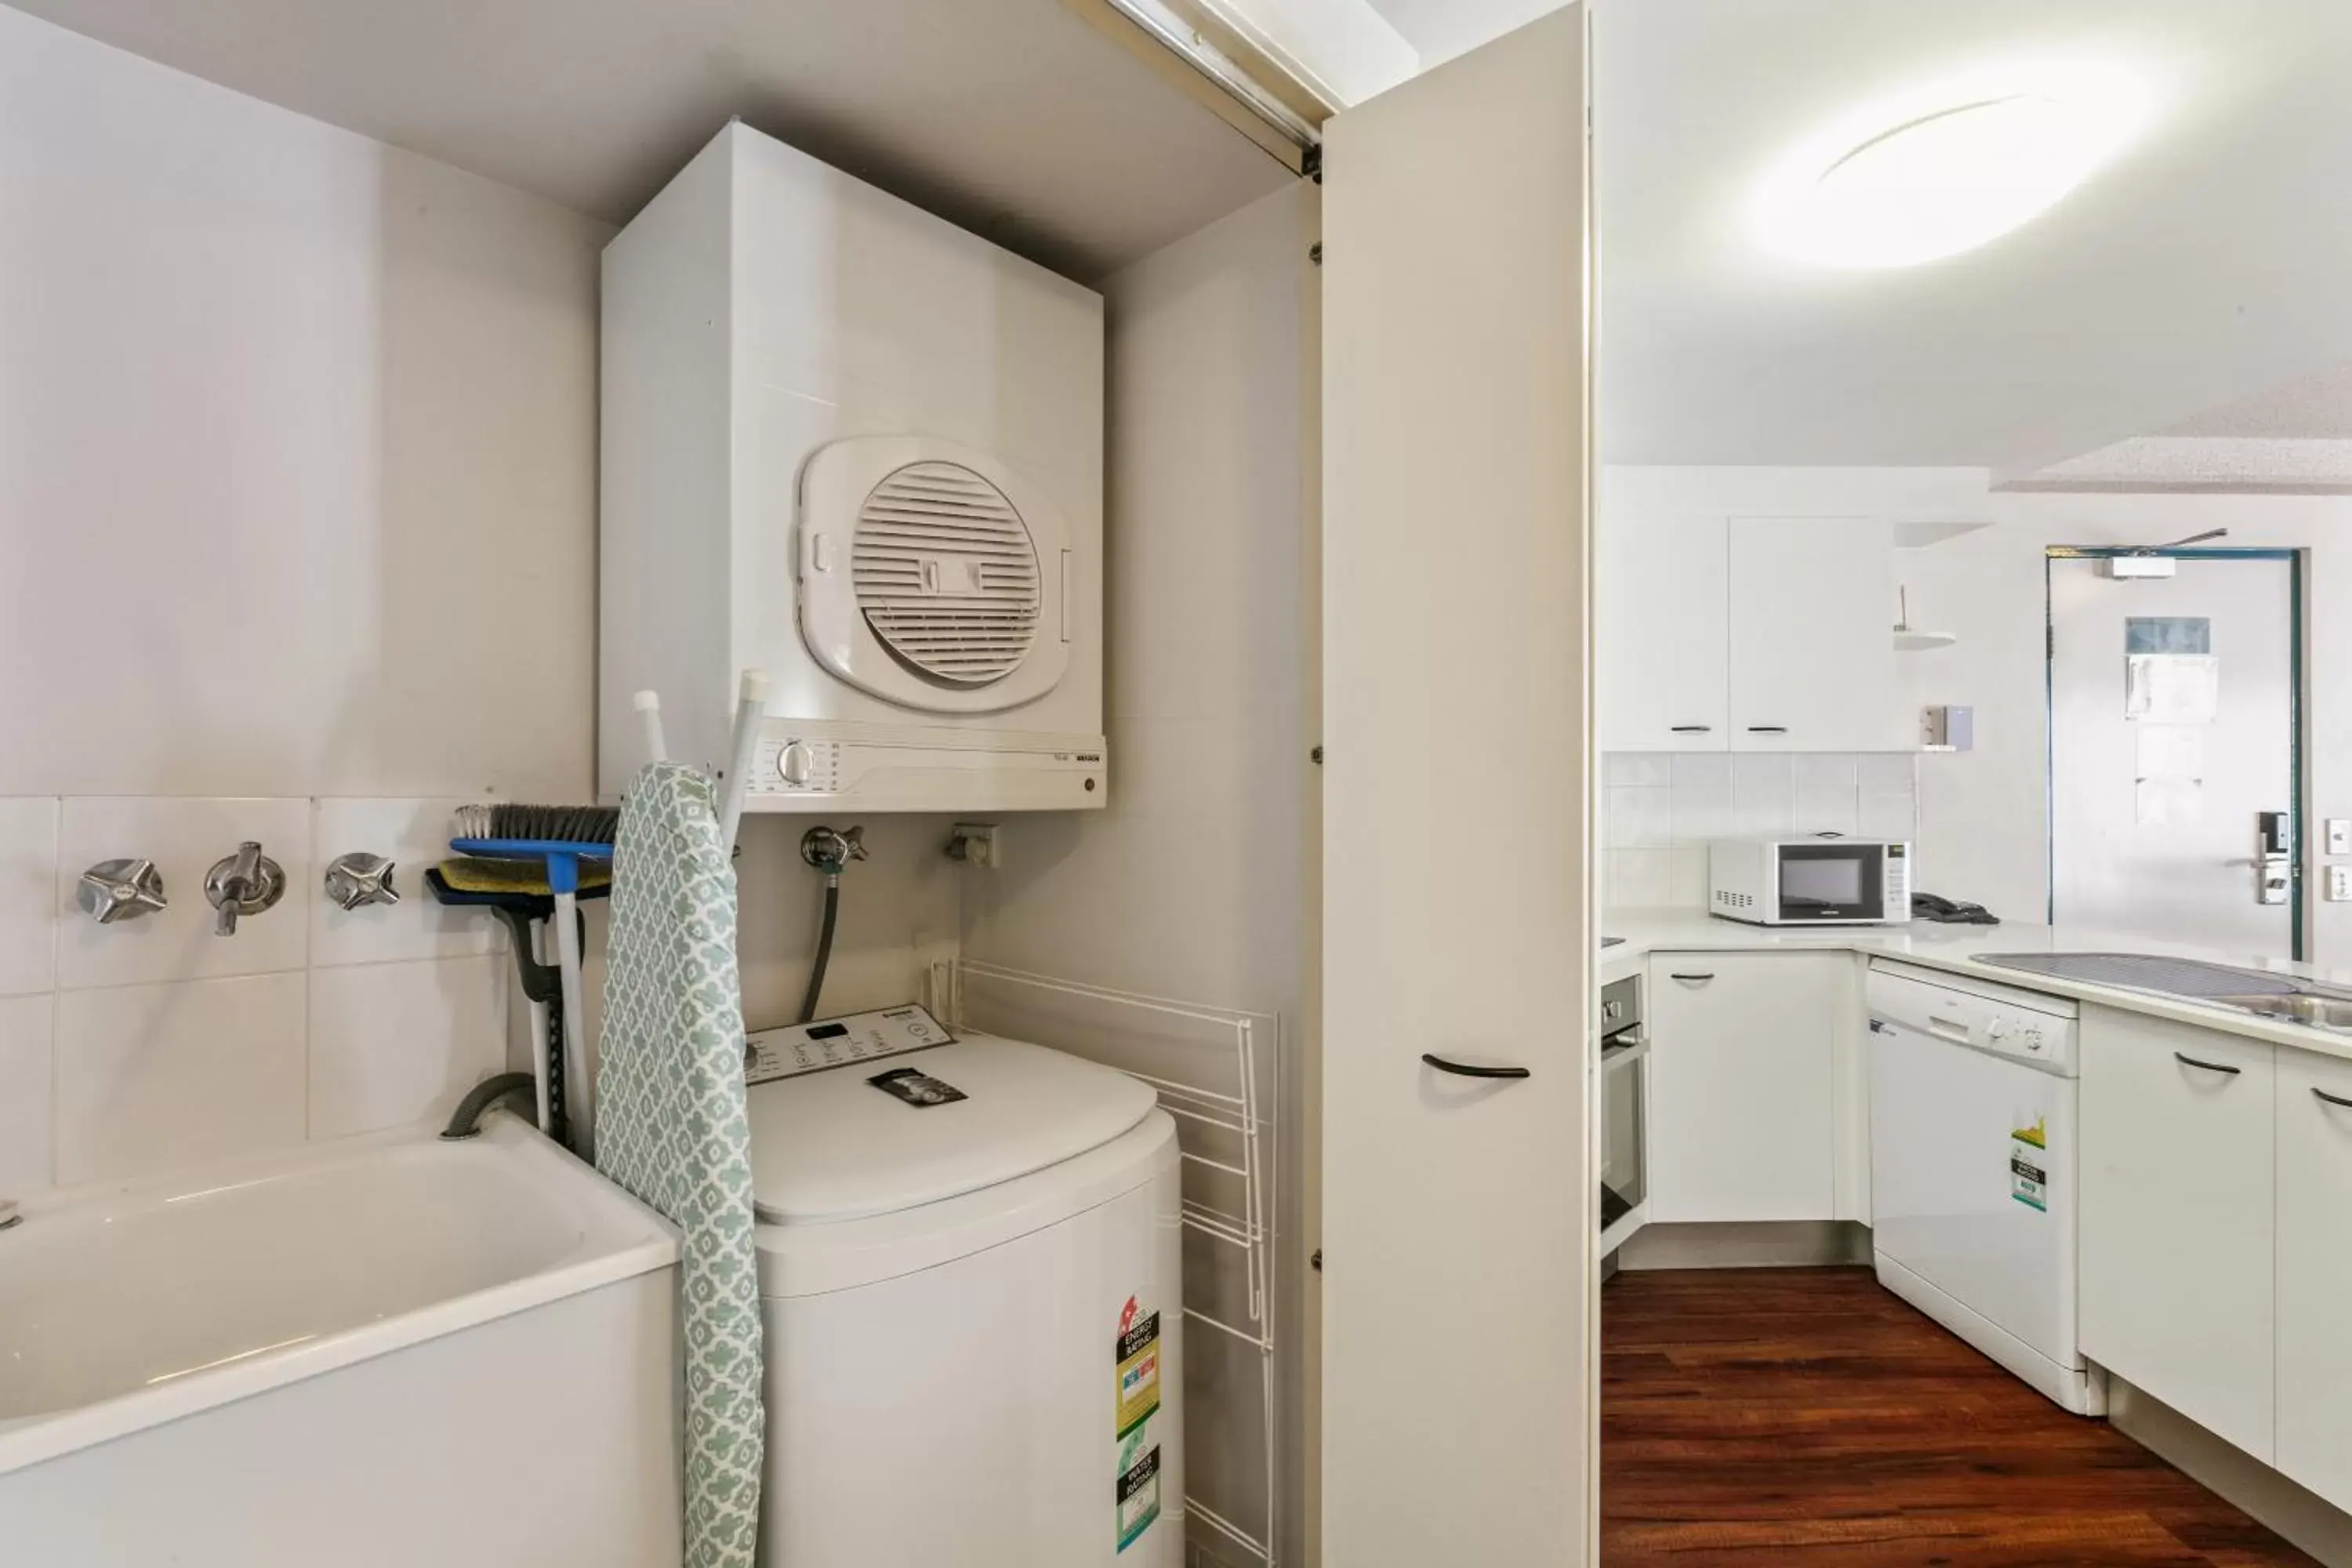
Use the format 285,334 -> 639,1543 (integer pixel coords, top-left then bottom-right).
1602,1267 -> 2318,1567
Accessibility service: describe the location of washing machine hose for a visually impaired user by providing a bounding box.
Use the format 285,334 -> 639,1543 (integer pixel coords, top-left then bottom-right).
798,873 -> 840,1024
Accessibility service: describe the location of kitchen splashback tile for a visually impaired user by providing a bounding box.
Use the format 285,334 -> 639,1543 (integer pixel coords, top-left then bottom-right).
1605,754 -> 1673,789
0,798 -> 59,997
0,994 -> 54,1196
1731,754 -> 1793,837
1791,754 -> 1860,837
1606,786 -> 1672,849
56,798 -> 312,989
1857,753 -> 1918,796
1610,848 -> 1675,908
54,972 -> 307,1185
311,798 -> 505,967
1669,754 -> 1734,844
1860,793 -> 1919,843
309,955 -> 506,1139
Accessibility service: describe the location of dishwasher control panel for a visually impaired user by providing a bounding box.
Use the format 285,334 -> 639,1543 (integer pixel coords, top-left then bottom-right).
1866,959 -> 2078,1073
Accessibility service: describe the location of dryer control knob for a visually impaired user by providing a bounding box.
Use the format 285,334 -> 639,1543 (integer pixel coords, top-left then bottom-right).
779,741 -> 814,787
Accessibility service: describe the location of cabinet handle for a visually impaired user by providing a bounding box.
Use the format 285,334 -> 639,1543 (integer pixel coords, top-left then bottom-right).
1421,1053 -> 1532,1080
1670,725 -> 1713,734
1747,726 -> 1789,735
2174,1051 -> 2241,1077
1668,972 -> 1715,983
2315,1087 -> 2352,1110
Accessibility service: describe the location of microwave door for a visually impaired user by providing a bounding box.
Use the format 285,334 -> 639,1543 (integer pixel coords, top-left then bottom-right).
1778,843 -> 1883,922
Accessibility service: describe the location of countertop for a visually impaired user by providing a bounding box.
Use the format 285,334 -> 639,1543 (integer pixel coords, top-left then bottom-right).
1599,908 -> 2352,1061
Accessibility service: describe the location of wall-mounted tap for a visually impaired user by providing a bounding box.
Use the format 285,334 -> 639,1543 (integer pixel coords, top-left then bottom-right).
205,841 -> 285,936
77,858 -> 167,924
324,852 -> 400,912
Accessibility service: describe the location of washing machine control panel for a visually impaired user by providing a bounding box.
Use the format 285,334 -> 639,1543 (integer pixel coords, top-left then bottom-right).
746,1004 -> 953,1084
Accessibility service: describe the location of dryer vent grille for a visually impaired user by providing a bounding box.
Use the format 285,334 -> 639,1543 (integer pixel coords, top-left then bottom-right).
851,461 -> 1042,687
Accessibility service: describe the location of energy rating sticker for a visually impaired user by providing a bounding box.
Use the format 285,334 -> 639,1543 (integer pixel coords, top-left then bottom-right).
1115,1297 -> 1163,1439
2010,1116 -> 2049,1211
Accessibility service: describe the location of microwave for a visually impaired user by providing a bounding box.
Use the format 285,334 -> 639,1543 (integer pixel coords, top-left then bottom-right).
1708,837 -> 1911,926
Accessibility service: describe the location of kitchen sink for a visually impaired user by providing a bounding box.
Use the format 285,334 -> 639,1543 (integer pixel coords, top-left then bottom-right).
1973,952 -> 2352,1033
2209,993 -> 2352,1030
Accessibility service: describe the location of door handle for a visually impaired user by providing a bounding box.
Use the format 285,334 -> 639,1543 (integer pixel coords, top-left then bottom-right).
1421,1053 -> 1532,1080
2174,1051 -> 2242,1077
1747,726 -> 1789,735
1667,972 -> 1715,983
2314,1087 -> 2352,1110
1669,725 -> 1713,734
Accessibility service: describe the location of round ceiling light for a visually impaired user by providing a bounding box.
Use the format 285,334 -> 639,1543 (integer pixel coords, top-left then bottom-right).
1758,66 -> 2153,268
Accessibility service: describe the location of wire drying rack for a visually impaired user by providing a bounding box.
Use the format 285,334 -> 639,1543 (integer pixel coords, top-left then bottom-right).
931,958 -> 1282,1567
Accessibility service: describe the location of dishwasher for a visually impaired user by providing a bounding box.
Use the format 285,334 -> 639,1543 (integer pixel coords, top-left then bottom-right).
1867,959 -> 2106,1415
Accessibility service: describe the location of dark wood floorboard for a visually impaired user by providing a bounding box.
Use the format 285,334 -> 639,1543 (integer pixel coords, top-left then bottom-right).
1602,1267 -> 2320,1567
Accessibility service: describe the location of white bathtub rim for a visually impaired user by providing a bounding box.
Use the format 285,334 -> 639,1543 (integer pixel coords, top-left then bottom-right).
0,1114 -> 681,1479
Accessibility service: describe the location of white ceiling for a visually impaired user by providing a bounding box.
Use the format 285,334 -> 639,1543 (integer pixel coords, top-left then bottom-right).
1361,0 -> 1563,68
2,0 -> 1297,281
1596,0 -> 2352,470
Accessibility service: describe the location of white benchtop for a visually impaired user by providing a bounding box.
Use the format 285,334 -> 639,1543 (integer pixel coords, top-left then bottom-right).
1601,908 -> 2352,1061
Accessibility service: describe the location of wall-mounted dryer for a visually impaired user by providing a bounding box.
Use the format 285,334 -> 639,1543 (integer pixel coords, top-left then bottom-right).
599,122 -> 1105,811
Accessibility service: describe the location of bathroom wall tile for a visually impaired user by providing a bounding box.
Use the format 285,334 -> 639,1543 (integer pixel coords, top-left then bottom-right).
1732,754 -> 1793,837
1857,753 -> 1918,796
0,994 -> 54,1196
54,972 -> 307,1185
309,956 -> 506,1140
1610,848 -> 1675,909
1605,786 -> 1672,849
1791,754 -> 1860,837
1668,754 -> 1735,844
1604,754 -> 1673,789
0,797 -> 59,996
56,797 -> 312,990
1860,793 -> 1920,844
310,798 -> 506,967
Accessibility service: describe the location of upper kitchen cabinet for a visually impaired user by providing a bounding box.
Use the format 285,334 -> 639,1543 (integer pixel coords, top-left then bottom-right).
1598,517 -> 1730,750
1599,514 -> 1909,753
1726,517 -> 1907,753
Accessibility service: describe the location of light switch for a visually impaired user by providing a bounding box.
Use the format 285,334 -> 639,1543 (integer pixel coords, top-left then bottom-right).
2330,866 -> 2352,903
2328,818 -> 2351,856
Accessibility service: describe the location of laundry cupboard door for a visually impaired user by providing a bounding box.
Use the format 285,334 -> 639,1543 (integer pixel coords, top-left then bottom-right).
1320,9 -> 1592,1568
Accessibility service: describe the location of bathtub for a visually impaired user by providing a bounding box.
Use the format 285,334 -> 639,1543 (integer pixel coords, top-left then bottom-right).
0,1114 -> 683,1567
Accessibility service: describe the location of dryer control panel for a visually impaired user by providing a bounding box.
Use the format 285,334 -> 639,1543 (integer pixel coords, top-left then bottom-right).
746,1004 -> 954,1084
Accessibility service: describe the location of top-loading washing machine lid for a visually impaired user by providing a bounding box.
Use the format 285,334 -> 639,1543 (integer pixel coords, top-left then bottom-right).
745,1033 -> 1157,1224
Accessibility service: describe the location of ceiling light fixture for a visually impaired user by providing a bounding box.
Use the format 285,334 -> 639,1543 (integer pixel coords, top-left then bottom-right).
1757,63 -> 2155,269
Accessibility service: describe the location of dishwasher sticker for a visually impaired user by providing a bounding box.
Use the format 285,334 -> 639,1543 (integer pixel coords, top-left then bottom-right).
2010,1116 -> 2049,1211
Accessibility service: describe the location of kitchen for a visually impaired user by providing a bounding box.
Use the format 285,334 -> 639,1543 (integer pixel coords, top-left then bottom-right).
1591,3 -> 2352,1561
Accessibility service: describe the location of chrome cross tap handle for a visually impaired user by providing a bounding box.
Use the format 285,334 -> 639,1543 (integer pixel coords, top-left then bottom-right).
78,858 -> 168,924
324,852 -> 400,912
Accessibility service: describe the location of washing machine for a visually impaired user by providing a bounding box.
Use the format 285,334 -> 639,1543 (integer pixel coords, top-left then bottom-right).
744,1010 -> 1183,1566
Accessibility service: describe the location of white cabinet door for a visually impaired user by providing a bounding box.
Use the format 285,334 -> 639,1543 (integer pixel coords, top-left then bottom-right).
2079,1008 -> 2274,1461
1598,517 -> 1728,751
1646,952 -> 1845,1222
1726,517 -> 1906,752
1320,9 -> 1592,1566
2276,1049 -> 2352,1508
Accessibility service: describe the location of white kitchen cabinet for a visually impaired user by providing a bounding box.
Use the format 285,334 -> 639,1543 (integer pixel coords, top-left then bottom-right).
1725,517 -> 1908,753
1646,951 -> 1848,1222
2275,1049 -> 2352,1508
1598,517 -> 1728,751
2079,1008 -> 2274,1462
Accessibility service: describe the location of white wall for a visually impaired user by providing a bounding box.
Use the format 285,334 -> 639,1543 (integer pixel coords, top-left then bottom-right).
0,8 -> 615,1197
1907,489 -> 2352,963
958,181 -> 1318,1568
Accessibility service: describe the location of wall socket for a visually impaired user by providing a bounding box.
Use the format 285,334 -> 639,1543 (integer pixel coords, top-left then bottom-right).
2330,865 -> 2352,904
2329,818 -> 2352,856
